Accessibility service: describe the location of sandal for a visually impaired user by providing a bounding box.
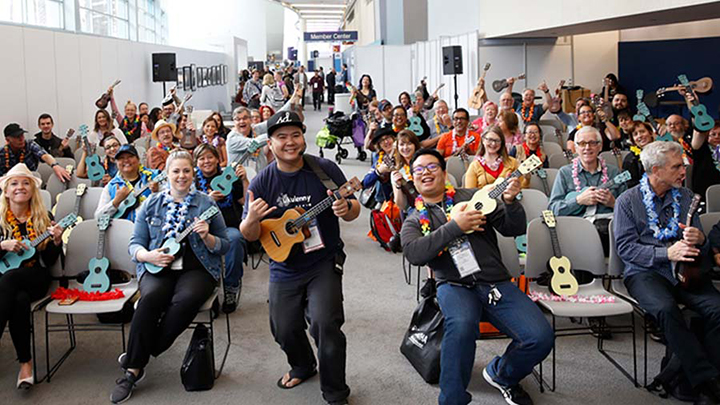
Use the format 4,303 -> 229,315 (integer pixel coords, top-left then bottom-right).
276,369 -> 317,390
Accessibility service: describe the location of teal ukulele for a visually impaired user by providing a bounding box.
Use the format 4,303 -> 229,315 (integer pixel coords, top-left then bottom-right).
144,206 -> 220,274
633,90 -> 660,133
113,172 -> 167,219
83,214 -> 112,293
80,124 -> 105,182
566,170 -> 631,217
210,137 -> 266,196
407,116 -> 423,137
0,214 -> 78,274
678,74 -> 714,132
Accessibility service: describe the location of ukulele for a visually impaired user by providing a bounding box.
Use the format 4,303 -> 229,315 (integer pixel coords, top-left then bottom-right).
535,168 -> 550,195
492,73 -> 526,93
633,89 -> 661,133
429,83 -> 446,101
452,135 -> 476,162
468,63 -> 491,110
80,124 -> 105,182
407,116 -> 424,137
677,74 -> 714,132
113,172 -> 167,219
548,80 -> 566,114
675,194 -> 703,290
611,145 -> 624,168
210,137 -> 266,196
449,155 -> 542,234
260,177 -> 362,262
556,129 -> 573,162
541,210 -> 579,296
83,214 -> 112,293
167,93 -> 193,127
0,214 -> 78,274
180,105 -> 199,149
566,170 -> 632,217
591,93 -> 613,122
95,80 -> 121,109
61,184 -> 87,245
144,206 -> 220,274
656,77 -> 713,97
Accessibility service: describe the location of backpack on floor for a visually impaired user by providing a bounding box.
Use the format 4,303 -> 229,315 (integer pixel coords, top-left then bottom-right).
181,324 -> 215,391
368,201 -> 401,252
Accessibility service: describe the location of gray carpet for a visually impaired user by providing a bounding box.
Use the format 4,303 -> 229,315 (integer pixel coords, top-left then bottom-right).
0,107 -> 677,404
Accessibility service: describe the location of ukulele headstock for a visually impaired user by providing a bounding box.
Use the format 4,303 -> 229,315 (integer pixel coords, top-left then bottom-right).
339,177 -> 362,198
541,210 -> 557,228
98,214 -> 111,231
76,184 -> 87,196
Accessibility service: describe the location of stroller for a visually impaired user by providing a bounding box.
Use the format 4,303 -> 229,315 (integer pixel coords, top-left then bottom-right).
316,111 -> 367,164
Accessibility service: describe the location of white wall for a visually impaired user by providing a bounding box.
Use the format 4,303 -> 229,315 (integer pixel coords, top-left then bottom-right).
0,23 -> 230,136
344,0 -> 377,46
620,17 -> 720,41
427,0 -> 481,41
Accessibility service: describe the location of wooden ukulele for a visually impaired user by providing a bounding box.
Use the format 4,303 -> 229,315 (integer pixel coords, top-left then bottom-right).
449,155 -> 542,233
83,214 -> 111,293
611,145 -> 624,168
492,73 -> 526,93
675,194 -> 703,290
656,77 -> 713,96
468,63 -> 491,109
180,105 -> 199,149
541,210 -> 579,296
260,177 -> 362,262
678,74 -> 714,132
452,135 -> 476,162
144,206 -> 220,274
113,172 -> 167,219
95,80 -> 121,109
80,124 -> 105,182
0,214 -> 78,274
548,80 -> 566,113
211,137 -> 266,196
61,184 -> 87,245
591,93 -> 613,122
167,93 -> 193,127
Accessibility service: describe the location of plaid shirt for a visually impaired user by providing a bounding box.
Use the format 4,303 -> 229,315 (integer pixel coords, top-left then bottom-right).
0,141 -> 48,175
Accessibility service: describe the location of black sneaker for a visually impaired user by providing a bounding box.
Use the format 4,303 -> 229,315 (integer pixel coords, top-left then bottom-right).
110,369 -> 144,404
483,367 -> 534,405
222,289 -> 238,314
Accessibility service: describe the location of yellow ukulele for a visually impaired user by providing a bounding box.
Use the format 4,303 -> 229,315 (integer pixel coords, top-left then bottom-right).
260,177 -> 361,262
541,210 -> 579,296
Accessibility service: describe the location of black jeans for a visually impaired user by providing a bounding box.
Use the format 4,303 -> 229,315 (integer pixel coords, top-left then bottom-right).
0,266 -> 50,363
313,92 -> 322,110
269,258 -> 350,403
625,271 -> 720,386
328,89 -> 335,105
123,268 -> 216,369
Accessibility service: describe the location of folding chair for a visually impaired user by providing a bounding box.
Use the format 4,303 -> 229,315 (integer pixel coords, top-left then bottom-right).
529,168 -> 558,196
54,187 -> 104,222
55,157 -> 75,169
600,151 -> 629,168
542,142 -> 563,158
705,185 -> 720,213
36,164 -> 54,187
525,216 -> 637,392
446,156 -> 467,188
548,153 -> 571,169
43,219 -> 139,381
39,190 -> 51,211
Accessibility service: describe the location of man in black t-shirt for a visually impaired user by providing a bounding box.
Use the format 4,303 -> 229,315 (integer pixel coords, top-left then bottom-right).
34,114 -> 74,159
240,111 -> 359,405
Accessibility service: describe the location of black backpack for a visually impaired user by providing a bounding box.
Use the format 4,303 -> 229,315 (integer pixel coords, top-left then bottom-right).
181,324 -> 215,391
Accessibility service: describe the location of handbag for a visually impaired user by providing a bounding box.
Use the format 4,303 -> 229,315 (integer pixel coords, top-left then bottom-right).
181,324 -> 215,391
359,181 -> 379,209
400,290 -> 444,384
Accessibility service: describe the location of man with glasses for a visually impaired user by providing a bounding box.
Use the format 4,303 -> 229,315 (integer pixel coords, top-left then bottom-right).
436,108 -> 481,158
401,148 -> 553,405
566,104 -> 621,154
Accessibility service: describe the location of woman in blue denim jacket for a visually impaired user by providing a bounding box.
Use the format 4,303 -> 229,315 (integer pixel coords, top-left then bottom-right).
110,150 -> 230,404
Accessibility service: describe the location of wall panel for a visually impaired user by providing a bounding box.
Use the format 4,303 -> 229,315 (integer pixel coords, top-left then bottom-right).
0,25 -> 29,130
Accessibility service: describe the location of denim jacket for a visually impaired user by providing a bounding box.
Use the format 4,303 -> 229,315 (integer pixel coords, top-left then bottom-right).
129,191 -> 230,280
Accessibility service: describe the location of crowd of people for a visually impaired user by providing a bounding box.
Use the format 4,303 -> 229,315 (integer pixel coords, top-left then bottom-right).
0,63 -> 719,405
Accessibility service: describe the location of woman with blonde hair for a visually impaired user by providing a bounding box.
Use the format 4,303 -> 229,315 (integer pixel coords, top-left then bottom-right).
0,164 -> 63,389
261,73 -> 285,110
464,125 -> 529,189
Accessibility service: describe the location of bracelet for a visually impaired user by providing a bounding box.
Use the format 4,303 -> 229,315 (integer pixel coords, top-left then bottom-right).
346,200 -> 352,211
50,162 -> 59,168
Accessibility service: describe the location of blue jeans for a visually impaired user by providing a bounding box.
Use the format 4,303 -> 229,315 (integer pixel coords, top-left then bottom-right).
436,281 -> 554,405
224,227 -> 245,293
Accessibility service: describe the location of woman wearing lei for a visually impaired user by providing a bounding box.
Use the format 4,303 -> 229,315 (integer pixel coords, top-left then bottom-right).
107,87 -> 145,144
690,120 -> 720,201
623,121 -> 656,189
193,144 -> 248,313
146,120 -> 178,170
464,126 -> 529,189
76,135 -> 120,186
110,150 -> 229,404
391,130 -> 420,211
0,164 -> 63,389
361,126 -> 397,205
199,116 -> 228,166
497,110 -> 523,152
510,122 -> 549,167
471,101 -> 498,135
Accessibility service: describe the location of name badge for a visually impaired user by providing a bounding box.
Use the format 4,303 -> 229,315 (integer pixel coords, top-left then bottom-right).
302,219 -> 325,254
448,236 -> 481,278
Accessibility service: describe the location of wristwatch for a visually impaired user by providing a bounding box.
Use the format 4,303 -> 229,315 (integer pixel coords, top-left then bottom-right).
50,162 -> 59,168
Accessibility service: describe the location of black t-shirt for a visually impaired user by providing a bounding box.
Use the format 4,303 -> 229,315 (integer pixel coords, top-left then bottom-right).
692,141 -> 720,199
568,124 -> 613,152
622,152 -> 644,189
34,132 -> 74,159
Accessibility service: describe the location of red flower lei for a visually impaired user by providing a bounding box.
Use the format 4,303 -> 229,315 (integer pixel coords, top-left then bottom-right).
414,182 -> 455,255
520,103 -> 534,122
522,142 -> 543,161
4,145 -> 25,169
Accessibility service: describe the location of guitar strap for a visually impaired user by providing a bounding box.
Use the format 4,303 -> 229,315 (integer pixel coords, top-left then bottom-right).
303,154 -> 338,191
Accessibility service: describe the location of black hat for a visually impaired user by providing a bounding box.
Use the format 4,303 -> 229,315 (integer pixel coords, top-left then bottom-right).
4,123 -> 27,138
267,111 -> 306,137
370,125 -> 396,146
115,144 -> 139,159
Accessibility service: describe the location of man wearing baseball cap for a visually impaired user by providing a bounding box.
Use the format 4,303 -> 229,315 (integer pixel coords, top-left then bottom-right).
1,123 -> 71,182
240,111 -> 359,405
95,144 -> 160,222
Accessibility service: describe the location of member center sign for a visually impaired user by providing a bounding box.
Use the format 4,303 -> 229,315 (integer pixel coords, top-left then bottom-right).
304,31 -> 358,42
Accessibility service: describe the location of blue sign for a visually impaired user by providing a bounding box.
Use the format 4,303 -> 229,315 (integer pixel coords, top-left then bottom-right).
304,31 -> 358,42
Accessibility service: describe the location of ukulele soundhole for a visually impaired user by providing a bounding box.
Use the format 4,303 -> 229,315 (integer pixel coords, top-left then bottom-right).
95,267 -> 101,274
474,202 -> 484,211
225,174 -> 232,180
285,222 -> 297,235
558,266 -> 566,274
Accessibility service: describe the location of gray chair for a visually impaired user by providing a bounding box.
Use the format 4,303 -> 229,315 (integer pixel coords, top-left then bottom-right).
541,127 -> 568,147
36,163 -> 54,187
548,153 -> 571,169
55,157 -> 76,169
525,216 -> 636,391
44,219 -> 138,381
542,142 -> 563,158
519,189 -> 549,223
600,151 -> 629,168
45,175 -> 69,205
705,184 -> 720,213
700,212 -> 720,234
54,187 -> 104,224
529,168 -> 558,196
446,156 -> 468,188
39,189 -> 51,211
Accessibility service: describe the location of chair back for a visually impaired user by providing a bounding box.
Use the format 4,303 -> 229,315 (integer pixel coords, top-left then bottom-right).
519,189 -> 549,223
37,163 -> 54,186
542,142 -> 563,158
700,212 -> 720,236
55,187 -> 104,222
706,184 -> 720,213
46,175 -> 68,204
64,219 -> 136,277
599,151 -> 629,168
39,189 -> 52,211
685,164 -> 693,190
55,157 -> 76,169
525,216 -> 606,278
548,153 -> 571,169
607,219 -> 625,277
446,156 -> 467,188
446,172 -> 459,188
496,231 -> 521,278
528,168 -> 558,196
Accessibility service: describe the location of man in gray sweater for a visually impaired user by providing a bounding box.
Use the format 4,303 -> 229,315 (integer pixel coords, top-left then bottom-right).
401,149 -> 553,405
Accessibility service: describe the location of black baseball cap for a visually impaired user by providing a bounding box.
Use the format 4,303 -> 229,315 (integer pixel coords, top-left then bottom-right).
267,111 -> 306,137
370,125 -> 396,145
115,144 -> 139,159
4,123 -> 27,138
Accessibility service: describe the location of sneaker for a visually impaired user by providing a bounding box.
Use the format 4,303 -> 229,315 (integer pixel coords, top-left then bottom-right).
110,369 -> 145,404
222,289 -> 238,314
483,367 -> 534,405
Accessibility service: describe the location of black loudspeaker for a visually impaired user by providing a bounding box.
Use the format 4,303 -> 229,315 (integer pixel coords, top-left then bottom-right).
152,53 -> 177,82
442,46 -> 463,75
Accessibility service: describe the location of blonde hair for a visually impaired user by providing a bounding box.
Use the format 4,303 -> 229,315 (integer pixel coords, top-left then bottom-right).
125,100 -> 136,109
263,73 -> 275,86
165,149 -> 194,172
0,177 -> 51,239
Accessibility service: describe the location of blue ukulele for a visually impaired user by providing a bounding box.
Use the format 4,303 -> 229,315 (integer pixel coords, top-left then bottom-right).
80,124 -> 105,182
678,74 -> 714,132
144,206 -> 220,274
113,172 -> 167,219
566,171 -> 631,217
211,137 -> 266,196
633,90 -> 660,133
83,214 -> 112,293
407,116 -> 423,137
0,214 -> 78,274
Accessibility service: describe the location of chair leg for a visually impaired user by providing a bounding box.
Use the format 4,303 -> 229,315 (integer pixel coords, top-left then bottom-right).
415,265 -> 421,302
596,316 -> 638,387
643,315 -> 649,387
402,255 -> 411,285
214,311 -> 232,379
44,313 -> 77,382
551,315 -> 556,392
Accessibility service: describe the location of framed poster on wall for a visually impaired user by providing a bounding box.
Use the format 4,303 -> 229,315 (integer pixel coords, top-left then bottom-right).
182,66 -> 191,91
176,68 -> 184,91
198,67 -> 205,88
222,65 -> 228,85
190,64 -> 197,90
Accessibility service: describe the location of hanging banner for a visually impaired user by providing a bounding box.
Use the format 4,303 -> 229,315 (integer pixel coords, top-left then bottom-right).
304,31 -> 358,42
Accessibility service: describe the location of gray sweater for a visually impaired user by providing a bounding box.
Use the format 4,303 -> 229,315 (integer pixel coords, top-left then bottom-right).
401,188 -> 526,284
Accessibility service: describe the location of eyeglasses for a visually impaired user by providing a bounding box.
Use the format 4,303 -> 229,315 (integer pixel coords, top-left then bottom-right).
453,116 -> 468,121
525,130 -> 540,136
412,163 -> 442,175
579,111 -> 594,116
483,137 -> 502,144
393,113 -> 407,118
576,140 -> 602,148
380,136 -> 394,144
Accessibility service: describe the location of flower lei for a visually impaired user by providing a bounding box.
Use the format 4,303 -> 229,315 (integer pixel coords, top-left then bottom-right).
710,144 -> 720,173
476,155 -> 502,171
392,123 -> 407,133
522,142 -> 543,161
202,134 -> 221,148
630,145 -> 642,156
520,103 -> 535,122
639,173 -> 680,241
122,115 -> 140,139
571,157 -> 609,192
160,190 -> 195,239
195,168 -> 232,208
4,145 -> 25,169
156,142 -> 172,153
122,164 -> 154,204
415,183 -> 455,254
401,164 -> 411,180
6,209 -> 37,267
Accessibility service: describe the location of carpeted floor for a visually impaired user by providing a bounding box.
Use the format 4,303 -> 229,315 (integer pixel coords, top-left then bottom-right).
0,106 -> 678,404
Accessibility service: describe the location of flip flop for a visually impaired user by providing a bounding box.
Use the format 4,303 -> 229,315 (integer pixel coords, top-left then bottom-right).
276,370 -> 317,390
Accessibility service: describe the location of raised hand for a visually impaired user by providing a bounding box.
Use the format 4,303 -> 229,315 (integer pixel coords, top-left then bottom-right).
245,190 -> 276,223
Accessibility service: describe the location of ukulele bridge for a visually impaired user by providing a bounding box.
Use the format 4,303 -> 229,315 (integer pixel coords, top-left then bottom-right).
270,231 -> 281,247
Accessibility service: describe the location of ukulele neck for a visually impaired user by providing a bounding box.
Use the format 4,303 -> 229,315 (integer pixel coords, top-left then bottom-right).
488,170 -> 521,199
97,229 -> 107,260
291,191 -> 341,229
548,226 -> 562,259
